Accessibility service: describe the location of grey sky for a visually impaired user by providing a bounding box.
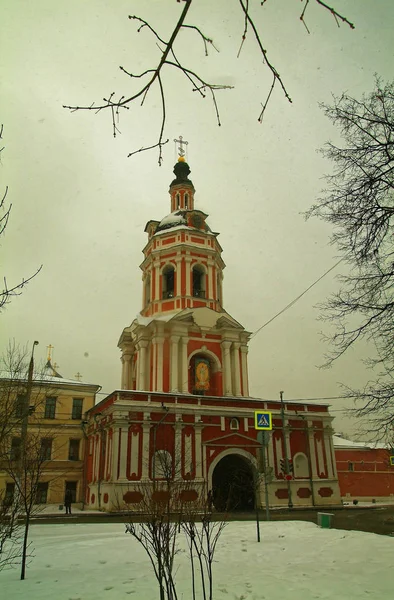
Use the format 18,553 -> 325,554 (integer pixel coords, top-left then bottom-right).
1,0 -> 393,437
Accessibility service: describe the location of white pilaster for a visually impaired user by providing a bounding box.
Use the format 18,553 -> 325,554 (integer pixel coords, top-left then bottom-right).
111,427 -> 120,481
170,335 -> 180,392
181,337 -> 189,393
221,341 -> 232,396
185,256 -> 192,297
138,340 -> 148,390
240,345 -> 249,397
231,342 -> 241,397
308,422 -> 318,478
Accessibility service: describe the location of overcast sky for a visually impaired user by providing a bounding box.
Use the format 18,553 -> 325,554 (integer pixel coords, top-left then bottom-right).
1,0 -> 393,437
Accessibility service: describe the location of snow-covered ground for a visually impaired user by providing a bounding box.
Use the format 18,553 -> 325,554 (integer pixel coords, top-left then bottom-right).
1,521 -> 392,599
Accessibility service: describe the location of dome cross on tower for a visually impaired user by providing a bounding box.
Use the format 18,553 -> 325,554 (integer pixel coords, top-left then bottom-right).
174,135 -> 188,160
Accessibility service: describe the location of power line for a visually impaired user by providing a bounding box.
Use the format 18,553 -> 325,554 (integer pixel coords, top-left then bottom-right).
250,257 -> 345,341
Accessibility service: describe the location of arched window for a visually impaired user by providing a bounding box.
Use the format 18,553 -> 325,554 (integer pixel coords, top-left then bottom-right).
162,265 -> 175,299
293,452 -> 309,478
185,193 -> 189,209
192,264 -> 206,298
145,274 -> 151,305
176,193 -> 181,209
152,450 -> 173,480
230,418 -> 240,431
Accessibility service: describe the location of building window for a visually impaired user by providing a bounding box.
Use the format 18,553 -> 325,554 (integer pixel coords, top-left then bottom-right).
68,439 -> 80,461
35,482 -> 48,504
44,397 -> 57,419
192,265 -> 206,298
217,273 -> 222,304
294,452 -> 309,478
72,398 -> 83,420
65,481 -> 78,503
230,418 -> 240,431
185,193 -> 189,209
40,438 -> 52,461
348,462 -> 354,472
14,394 -> 26,418
162,265 -> 175,299
4,483 -> 15,507
176,193 -> 180,209
152,450 -> 173,480
10,437 -> 21,461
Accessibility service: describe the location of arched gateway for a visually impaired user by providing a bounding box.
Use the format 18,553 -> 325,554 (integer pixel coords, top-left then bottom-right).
210,451 -> 257,511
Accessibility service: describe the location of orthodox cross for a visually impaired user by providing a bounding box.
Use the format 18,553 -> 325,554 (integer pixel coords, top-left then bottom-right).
75,372 -> 82,381
47,344 -> 54,361
174,135 -> 188,158
53,362 -> 59,370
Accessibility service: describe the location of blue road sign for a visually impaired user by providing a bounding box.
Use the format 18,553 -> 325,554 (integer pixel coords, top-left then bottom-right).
390,456 -> 394,466
254,411 -> 272,430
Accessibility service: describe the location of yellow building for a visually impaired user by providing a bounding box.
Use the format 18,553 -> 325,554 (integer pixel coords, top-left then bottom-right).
0,358 -> 100,508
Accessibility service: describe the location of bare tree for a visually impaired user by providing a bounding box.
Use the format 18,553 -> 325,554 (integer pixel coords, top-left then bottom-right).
307,77 -> 394,439
0,125 -> 42,309
0,342 -> 66,579
64,0 -> 354,164
121,431 -> 226,599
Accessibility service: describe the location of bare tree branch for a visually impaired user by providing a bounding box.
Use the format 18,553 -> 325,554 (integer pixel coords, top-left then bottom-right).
64,0 -> 355,162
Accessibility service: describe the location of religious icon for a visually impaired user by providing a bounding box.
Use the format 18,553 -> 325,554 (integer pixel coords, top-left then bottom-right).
195,358 -> 210,391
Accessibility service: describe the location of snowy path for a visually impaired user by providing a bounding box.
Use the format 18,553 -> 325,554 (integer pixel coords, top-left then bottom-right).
1,521 -> 392,599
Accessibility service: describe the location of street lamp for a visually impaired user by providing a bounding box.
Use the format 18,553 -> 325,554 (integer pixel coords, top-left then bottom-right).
21,341 -> 39,450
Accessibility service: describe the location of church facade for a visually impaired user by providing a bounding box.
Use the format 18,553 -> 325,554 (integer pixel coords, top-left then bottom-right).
84,147 -> 341,511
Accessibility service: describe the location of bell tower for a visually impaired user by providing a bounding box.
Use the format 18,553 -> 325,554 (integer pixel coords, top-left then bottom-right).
118,140 -> 251,397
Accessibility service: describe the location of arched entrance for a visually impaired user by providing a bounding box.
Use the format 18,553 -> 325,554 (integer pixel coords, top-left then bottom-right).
212,454 -> 255,511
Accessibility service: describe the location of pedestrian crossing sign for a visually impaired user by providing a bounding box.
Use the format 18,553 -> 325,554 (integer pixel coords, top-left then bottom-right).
254,411 -> 272,430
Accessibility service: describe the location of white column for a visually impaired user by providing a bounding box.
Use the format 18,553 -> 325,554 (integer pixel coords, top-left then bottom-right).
141,414 -> 150,480
207,263 -> 213,300
120,357 -> 126,390
175,257 -> 182,297
118,424 -> 129,481
135,345 -> 140,390
231,342 -> 241,397
111,427 -> 120,481
221,341 -> 232,396
138,340 -> 148,390
324,426 -> 335,478
123,354 -> 132,390
154,260 -> 160,301
181,337 -> 189,393
156,336 -> 164,392
240,345 -> 249,397
308,422 -> 318,478
185,257 -> 192,297
170,335 -> 180,392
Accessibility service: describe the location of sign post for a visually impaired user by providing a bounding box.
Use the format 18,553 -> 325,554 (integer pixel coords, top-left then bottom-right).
254,412 -> 272,542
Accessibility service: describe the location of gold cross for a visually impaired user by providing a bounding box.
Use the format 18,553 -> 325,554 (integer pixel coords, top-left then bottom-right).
173,135 -> 188,158
53,362 -> 59,370
47,344 -> 54,361
75,372 -> 82,381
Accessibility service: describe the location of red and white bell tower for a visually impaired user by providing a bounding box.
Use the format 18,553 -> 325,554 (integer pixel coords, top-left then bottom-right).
118,141 -> 251,398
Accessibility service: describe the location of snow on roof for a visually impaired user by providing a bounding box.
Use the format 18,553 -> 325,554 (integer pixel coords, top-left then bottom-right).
333,434 -> 389,450
0,370 -> 100,389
